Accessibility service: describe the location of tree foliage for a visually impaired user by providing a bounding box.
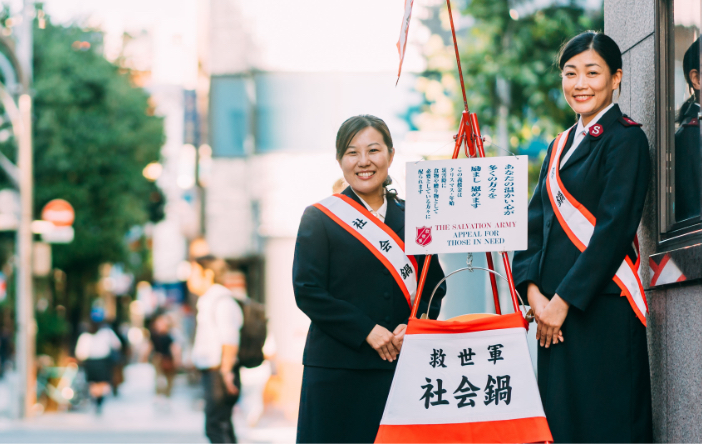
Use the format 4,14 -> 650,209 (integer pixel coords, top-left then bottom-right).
0,19 -> 164,344
415,0 -> 603,147
30,21 -> 164,277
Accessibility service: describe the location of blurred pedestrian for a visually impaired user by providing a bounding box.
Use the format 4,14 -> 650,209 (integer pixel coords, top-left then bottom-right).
674,38 -> 700,221
145,313 -> 181,399
332,177 -> 348,194
224,270 -> 271,427
293,115 -> 446,443
0,326 -> 12,379
189,255 -> 243,444
74,308 -> 122,414
110,323 -> 129,396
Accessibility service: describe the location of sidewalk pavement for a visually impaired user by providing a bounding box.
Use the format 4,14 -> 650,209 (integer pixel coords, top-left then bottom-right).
0,363 -> 296,443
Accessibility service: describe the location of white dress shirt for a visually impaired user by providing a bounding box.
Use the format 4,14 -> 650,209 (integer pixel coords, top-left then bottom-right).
192,283 -> 244,370
352,189 -> 388,222
75,327 -> 121,361
560,103 -> 615,169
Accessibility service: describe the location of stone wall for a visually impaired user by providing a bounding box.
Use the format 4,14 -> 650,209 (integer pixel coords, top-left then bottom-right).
605,2 -> 702,441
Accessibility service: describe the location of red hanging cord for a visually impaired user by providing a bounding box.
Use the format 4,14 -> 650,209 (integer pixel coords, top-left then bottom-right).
410,0 -> 521,318
446,0 -> 469,112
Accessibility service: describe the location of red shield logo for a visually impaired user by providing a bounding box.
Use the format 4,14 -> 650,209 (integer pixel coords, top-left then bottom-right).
589,124 -> 604,137
415,226 -> 432,246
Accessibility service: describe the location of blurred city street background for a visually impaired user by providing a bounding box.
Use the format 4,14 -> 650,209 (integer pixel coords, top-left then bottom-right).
0,0 -> 605,442
0,363 -> 295,442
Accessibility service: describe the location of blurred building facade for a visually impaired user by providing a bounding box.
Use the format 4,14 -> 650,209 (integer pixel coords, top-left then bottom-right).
58,0 -> 523,420
116,1 -> 202,309
201,0 -> 425,418
198,0 -> 536,417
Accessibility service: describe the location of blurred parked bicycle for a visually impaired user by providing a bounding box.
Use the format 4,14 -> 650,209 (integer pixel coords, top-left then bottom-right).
35,360 -> 90,413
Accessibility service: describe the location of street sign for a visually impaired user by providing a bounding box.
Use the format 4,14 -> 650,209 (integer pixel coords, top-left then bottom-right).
41,226 -> 74,244
41,199 -> 75,227
0,189 -> 20,231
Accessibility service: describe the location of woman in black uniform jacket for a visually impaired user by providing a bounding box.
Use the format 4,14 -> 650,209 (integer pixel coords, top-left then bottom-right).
293,115 -> 446,443
674,38 -> 700,222
512,32 -> 653,442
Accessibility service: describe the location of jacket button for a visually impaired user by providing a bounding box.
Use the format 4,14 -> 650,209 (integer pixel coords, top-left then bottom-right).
384,316 -> 391,323
384,292 -> 390,299
382,269 -> 390,276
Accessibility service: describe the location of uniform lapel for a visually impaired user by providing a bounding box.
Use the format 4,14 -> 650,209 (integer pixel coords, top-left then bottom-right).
561,105 -> 623,171
558,127 -> 577,165
384,196 -> 405,239
341,186 -> 362,204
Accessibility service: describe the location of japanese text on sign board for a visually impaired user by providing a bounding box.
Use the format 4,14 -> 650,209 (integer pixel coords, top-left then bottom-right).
406,157 -> 528,254
378,326 -> 548,429
421,344 -> 510,409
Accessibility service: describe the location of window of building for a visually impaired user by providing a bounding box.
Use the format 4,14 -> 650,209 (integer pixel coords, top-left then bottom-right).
254,73 -> 337,153
210,76 -> 252,157
659,0 -> 701,239
652,0 -> 701,286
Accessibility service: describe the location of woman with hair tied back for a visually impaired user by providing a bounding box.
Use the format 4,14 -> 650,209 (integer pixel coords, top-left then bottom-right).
293,115 -> 446,443
674,38 -> 700,222
512,31 -> 653,442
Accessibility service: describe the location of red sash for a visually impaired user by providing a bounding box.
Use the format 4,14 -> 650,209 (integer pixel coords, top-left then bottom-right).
546,129 -> 648,325
314,194 -> 418,308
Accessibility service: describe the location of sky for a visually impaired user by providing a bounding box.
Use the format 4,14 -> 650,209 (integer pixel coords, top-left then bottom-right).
5,0 -> 618,79
22,0 -> 430,77
674,0 -> 701,28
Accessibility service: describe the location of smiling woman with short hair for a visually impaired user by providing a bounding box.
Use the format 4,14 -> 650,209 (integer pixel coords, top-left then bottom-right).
292,115 -> 446,443
512,32 -> 653,442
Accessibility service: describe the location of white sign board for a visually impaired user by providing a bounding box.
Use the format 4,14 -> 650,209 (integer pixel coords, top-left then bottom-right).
41,226 -> 75,244
405,157 -> 528,255
381,326 -> 545,426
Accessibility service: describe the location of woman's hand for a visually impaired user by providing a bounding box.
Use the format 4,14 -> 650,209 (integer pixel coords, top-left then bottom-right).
537,294 -> 569,348
391,324 -> 407,354
528,283 -> 564,347
221,370 -> 239,396
527,283 -> 550,319
366,325 -> 400,362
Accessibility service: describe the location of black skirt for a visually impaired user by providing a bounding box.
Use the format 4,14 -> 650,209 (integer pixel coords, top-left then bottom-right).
538,293 -> 652,443
83,357 -> 113,383
297,366 -> 395,443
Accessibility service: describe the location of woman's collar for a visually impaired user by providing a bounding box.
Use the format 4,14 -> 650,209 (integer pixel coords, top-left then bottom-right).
351,188 -> 387,220
577,102 -> 616,133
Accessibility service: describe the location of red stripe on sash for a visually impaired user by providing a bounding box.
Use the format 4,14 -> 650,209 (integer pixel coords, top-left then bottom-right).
551,131 -> 597,225
545,130 -> 588,251
546,129 -> 647,326
313,202 -> 414,308
334,194 -> 419,273
612,257 -> 647,325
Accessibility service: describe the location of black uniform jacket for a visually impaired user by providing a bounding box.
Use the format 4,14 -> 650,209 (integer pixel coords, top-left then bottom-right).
674,102 -> 700,222
293,186 -> 446,370
512,105 -> 650,311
